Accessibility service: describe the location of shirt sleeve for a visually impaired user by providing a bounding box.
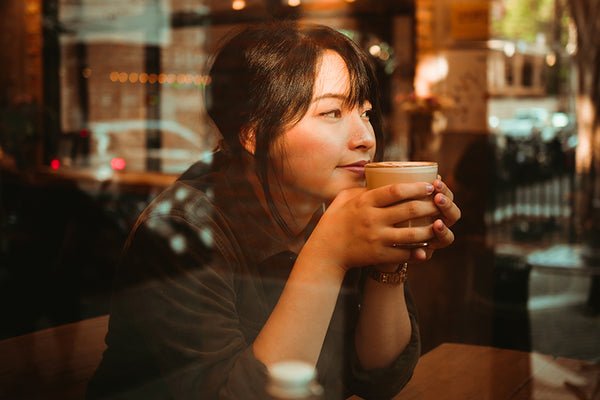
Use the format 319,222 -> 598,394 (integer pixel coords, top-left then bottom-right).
345,283 -> 421,400
112,210 -> 270,400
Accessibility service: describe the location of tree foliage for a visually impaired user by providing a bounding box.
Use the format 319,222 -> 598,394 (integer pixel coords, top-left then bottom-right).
492,0 -> 555,43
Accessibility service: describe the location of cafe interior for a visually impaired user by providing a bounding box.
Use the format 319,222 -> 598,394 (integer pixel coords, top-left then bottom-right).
1,0 -> 599,398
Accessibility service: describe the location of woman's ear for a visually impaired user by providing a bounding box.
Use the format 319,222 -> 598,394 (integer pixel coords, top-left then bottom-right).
240,125 -> 256,155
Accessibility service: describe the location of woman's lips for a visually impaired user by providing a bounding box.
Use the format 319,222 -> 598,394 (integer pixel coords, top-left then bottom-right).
338,160 -> 369,175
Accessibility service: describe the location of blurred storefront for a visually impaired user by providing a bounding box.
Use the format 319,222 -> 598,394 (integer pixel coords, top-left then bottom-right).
0,0 -> 416,336
1,0 -> 598,365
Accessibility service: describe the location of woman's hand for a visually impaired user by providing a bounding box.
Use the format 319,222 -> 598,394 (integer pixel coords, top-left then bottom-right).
409,177 -> 461,262
305,182 -> 441,272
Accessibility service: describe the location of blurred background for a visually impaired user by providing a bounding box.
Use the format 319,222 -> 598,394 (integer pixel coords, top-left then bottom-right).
1,0 -> 599,362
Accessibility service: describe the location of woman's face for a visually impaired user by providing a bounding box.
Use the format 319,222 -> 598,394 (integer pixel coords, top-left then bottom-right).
271,50 -> 376,203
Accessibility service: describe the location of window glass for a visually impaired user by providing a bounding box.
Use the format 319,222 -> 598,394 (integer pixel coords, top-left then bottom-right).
1,1 -> 598,398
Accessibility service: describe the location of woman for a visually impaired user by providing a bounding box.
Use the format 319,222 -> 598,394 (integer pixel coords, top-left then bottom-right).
87,21 -> 461,400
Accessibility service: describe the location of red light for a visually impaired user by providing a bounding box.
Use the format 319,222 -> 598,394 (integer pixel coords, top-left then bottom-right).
80,128 -> 89,138
50,159 -> 60,169
111,158 -> 126,170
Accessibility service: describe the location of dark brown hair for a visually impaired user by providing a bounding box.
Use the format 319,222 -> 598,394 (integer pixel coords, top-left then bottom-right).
207,20 -> 383,235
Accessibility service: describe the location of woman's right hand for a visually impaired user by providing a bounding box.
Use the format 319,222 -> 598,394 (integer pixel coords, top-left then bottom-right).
304,182 -> 438,272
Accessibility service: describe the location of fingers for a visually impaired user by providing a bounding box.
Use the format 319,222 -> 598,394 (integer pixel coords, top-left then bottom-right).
371,220 -> 455,265
385,225 -> 434,249
404,220 -> 454,263
330,178 -> 460,268
368,182 -> 434,208
379,199 -> 438,227
434,192 -> 461,227
432,178 -> 461,227
428,219 -> 455,249
409,246 -> 431,262
433,178 -> 454,201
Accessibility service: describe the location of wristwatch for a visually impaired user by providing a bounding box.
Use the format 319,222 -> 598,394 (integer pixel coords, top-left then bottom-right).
368,263 -> 408,285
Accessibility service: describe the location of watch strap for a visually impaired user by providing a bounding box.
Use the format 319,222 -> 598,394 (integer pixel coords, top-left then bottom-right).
368,263 -> 408,285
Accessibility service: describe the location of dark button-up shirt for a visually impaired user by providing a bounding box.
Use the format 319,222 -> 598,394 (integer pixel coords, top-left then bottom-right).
87,159 -> 420,400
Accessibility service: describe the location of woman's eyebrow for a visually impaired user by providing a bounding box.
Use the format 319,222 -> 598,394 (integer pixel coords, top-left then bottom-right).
311,93 -> 347,103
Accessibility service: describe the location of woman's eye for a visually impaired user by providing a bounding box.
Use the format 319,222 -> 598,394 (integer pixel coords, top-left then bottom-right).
321,109 -> 342,118
361,109 -> 373,120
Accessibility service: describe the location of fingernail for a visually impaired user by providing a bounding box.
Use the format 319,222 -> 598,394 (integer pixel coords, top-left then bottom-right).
426,184 -> 434,193
437,195 -> 447,205
435,181 -> 443,190
437,221 -> 445,232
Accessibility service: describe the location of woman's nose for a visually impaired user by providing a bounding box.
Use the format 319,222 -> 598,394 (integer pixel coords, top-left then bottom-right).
348,115 -> 375,151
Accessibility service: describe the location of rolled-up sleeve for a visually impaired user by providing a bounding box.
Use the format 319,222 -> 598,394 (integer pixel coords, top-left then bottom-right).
346,284 -> 421,400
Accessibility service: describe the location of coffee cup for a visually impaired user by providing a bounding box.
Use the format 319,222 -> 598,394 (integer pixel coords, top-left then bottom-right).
365,161 -> 438,247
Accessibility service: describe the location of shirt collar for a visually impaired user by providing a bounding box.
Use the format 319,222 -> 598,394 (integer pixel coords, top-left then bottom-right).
216,163 -> 322,267
179,159 -> 323,267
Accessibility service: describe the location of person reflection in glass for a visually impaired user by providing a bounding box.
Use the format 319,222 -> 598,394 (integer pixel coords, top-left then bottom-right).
87,21 -> 461,400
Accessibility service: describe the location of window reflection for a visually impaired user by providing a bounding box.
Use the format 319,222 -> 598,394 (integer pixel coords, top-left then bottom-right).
0,0 -> 598,395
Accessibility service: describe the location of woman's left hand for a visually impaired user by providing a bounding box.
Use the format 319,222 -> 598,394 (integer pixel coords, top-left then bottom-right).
410,177 -> 461,262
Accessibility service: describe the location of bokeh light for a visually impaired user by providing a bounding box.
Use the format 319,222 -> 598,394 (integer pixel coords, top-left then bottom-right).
232,0 -> 245,10
110,157 -> 126,171
108,71 -> 211,87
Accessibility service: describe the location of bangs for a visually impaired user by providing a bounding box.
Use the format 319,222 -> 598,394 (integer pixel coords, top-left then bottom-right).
344,54 -> 376,109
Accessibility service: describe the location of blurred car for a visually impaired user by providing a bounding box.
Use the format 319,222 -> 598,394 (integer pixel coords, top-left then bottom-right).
498,107 -> 549,139
496,107 -> 574,143
74,119 -> 213,178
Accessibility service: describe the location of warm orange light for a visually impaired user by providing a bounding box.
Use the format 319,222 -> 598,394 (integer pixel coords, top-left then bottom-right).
288,0 -> 301,6
177,74 -> 186,84
232,0 -> 245,10
575,97 -> 594,173
118,72 -> 128,83
109,71 -> 119,82
139,73 -> 149,83
158,74 -> 167,84
129,72 -> 139,83
149,74 -> 158,84
414,55 -> 449,98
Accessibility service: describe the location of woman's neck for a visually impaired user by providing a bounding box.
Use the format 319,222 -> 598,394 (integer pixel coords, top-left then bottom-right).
243,160 -> 322,250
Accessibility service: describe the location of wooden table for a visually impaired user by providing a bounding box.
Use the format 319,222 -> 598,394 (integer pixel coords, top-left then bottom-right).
393,343 -> 599,400
0,315 -> 109,400
3,319 -> 598,400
